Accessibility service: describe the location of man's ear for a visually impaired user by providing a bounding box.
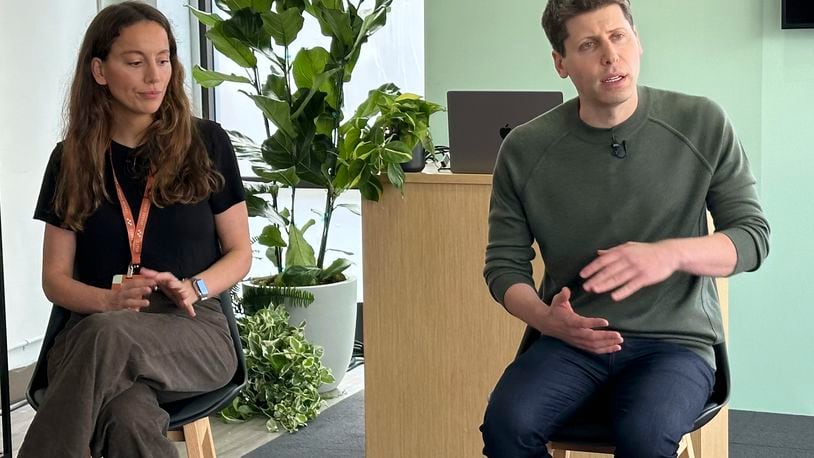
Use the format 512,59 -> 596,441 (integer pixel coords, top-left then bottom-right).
633,26 -> 644,56
552,50 -> 568,79
91,57 -> 107,85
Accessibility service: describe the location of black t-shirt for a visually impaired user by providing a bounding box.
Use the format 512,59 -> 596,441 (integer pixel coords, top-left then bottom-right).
34,119 -> 245,289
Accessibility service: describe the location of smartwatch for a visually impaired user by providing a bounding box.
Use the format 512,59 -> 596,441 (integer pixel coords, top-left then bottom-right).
190,277 -> 209,302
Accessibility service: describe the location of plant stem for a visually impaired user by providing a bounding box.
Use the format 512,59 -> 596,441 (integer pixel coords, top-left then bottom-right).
284,45 -> 296,228
253,66 -> 271,138
317,193 -> 336,269
318,63 -> 346,267
270,192 -> 283,273
253,61 -> 280,271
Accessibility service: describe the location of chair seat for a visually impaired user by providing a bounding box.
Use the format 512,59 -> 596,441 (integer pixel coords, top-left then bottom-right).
549,400 -> 723,445
163,382 -> 244,430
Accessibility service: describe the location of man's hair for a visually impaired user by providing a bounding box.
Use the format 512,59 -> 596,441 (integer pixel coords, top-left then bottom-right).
542,0 -> 635,56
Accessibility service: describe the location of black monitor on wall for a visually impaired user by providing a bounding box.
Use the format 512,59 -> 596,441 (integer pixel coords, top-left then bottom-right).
783,0 -> 814,29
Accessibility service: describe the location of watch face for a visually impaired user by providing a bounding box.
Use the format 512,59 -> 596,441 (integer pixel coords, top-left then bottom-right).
194,278 -> 208,298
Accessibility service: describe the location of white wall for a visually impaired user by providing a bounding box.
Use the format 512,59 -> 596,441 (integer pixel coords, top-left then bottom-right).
0,1 -> 98,368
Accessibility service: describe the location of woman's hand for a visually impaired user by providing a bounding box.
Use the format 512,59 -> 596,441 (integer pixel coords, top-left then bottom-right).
139,267 -> 197,317
106,277 -> 157,312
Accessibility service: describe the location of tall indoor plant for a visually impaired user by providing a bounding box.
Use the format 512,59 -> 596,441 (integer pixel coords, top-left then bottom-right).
190,0 -> 443,392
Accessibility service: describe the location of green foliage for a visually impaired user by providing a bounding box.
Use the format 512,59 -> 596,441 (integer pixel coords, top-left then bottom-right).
219,305 -> 334,432
241,284 -> 315,314
191,0 -> 443,281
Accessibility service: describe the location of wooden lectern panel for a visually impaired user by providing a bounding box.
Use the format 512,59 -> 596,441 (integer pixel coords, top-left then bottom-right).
362,173 -> 728,458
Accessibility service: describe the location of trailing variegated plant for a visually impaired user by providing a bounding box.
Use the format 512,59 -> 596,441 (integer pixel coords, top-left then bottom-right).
220,304 -> 333,432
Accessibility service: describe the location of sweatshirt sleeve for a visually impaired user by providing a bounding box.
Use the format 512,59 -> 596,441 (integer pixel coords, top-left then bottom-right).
483,133 -> 537,305
705,103 -> 770,274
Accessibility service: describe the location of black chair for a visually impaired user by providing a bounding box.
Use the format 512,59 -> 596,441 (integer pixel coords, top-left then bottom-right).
514,326 -> 730,458
26,292 -> 246,457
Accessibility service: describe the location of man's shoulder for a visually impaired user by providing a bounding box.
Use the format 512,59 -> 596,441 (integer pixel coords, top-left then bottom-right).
644,86 -> 726,124
505,98 -> 576,148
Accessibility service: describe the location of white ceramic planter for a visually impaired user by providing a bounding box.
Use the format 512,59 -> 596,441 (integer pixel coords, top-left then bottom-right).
285,277 -> 358,393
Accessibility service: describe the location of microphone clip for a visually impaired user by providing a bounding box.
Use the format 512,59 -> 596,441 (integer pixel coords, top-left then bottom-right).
611,135 -> 627,159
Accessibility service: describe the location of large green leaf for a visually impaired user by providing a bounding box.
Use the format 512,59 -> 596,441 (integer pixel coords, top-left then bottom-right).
380,140 -> 413,163
192,65 -> 251,88
262,8 -> 305,47
277,0 -> 306,12
353,83 -> 399,118
249,94 -> 296,138
188,6 -> 223,27
252,0 -> 275,10
226,130 -> 261,158
290,67 -> 339,119
386,161 -> 405,193
339,125 -> 361,160
258,224 -> 287,247
263,73 -> 288,100
245,194 -> 270,217
207,23 -> 257,68
357,171 -> 384,201
292,47 -> 329,91
315,112 -> 335,136
286,222 -> 317,267
311,7 -> 354,45
216,0 -> 273,12
262,131 -> 297,170
277,265 -> 320,286
318,257 -> 351,282
251,165 -> 300,187
222,8 -> 271,50
351,1 -> 391,53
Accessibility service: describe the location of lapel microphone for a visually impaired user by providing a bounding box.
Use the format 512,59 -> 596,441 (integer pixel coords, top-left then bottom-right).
611,135 -> 627,159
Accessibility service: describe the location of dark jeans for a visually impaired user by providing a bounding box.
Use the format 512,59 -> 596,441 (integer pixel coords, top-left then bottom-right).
481,336 -> 715,458
18,294 -> 237,458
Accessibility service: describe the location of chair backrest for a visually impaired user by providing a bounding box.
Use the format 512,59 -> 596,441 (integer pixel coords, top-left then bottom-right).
25,305 -> 71,410
26,291 -> 246,428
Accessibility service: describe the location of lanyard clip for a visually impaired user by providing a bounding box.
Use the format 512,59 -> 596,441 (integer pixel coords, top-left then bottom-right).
126,263 -> 140,278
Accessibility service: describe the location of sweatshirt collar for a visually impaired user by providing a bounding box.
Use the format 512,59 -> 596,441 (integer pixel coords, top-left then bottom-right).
569,86 -> 650,144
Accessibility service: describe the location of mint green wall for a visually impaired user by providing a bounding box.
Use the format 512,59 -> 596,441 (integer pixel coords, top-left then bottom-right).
427,0 -> 814,415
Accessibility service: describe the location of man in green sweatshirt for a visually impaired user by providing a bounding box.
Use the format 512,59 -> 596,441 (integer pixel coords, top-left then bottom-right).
480,1 -> 770,457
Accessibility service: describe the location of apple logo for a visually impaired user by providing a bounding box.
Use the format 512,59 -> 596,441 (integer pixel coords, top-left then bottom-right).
499,123 -> 512,139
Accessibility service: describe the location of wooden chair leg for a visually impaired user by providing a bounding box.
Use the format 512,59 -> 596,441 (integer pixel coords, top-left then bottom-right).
677,433 -> 695,458
551,449 -> 570,458
167,417 -> 217,458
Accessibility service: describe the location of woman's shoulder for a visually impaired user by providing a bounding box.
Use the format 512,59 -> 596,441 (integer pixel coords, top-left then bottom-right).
192,117 -> 233,160
193,117 -> 228,142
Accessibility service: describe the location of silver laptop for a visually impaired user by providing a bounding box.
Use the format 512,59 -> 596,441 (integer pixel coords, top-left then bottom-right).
447,91 -> 563,174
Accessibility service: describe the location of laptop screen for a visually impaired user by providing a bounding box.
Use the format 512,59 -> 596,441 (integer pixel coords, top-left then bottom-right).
447,91 -> 563,174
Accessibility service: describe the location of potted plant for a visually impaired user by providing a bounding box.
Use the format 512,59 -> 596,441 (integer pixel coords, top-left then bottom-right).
190,0 -> 443,392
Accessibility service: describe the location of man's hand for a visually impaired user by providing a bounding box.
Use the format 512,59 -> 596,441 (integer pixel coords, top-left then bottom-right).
536,287 -> 623,354
580,241 -> 679,301
139,268 -> 197,317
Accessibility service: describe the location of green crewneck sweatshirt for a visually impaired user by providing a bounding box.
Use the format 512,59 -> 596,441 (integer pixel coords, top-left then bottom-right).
484,86 -> 770,367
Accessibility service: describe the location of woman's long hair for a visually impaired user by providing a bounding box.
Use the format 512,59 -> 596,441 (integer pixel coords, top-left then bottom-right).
56,1 -> 223,231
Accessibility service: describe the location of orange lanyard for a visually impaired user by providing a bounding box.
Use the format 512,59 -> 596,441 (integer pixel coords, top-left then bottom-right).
109,146 -> 154,277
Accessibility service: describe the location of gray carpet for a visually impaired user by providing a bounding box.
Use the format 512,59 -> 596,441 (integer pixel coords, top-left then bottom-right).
244,390 -> 365,457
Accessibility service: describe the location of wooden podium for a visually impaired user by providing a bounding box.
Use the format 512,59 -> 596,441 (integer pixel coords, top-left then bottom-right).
361,171 -> 728,458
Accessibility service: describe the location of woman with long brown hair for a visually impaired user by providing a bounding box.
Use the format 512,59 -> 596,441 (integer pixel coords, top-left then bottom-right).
18,2 -> 251,456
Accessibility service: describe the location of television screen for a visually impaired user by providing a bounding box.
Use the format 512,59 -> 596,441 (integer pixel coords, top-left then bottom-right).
783,0 -> 814,29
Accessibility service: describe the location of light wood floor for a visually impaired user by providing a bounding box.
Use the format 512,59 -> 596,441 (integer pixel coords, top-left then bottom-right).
7,365 -> 365,457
